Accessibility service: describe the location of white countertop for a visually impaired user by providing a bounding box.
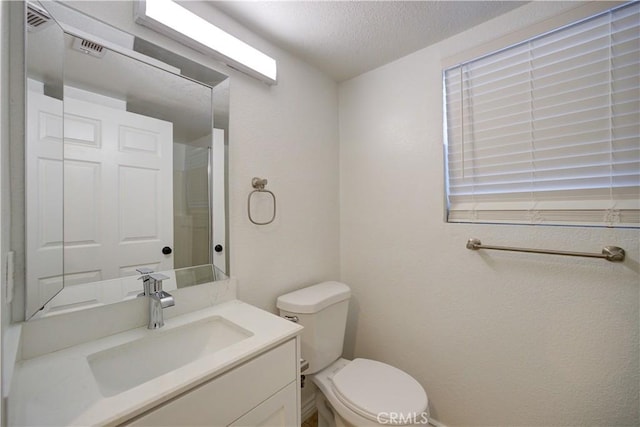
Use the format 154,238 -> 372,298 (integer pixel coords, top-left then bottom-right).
9,300 -> 302,427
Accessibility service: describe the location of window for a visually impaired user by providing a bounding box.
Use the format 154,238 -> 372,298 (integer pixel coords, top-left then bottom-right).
444,2 -> 639,227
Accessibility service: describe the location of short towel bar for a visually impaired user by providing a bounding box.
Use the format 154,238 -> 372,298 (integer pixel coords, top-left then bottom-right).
466,238 -> 625,262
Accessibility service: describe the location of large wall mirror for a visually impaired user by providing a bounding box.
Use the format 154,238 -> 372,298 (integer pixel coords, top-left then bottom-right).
23,1 -> 229,319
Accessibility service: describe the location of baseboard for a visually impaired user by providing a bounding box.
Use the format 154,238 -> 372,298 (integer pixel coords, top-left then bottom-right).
429,416 -> 448,427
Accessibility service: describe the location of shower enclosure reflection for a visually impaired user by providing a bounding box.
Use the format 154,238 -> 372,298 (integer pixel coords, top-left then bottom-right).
24,2 -> 229,319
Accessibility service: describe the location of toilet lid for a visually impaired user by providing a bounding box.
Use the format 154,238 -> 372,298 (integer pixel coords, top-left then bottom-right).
331,359 -> 428,424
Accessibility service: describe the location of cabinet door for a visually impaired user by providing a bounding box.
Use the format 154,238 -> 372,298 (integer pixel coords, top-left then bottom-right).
229,382 -> 297,427
123,340 -> 296,427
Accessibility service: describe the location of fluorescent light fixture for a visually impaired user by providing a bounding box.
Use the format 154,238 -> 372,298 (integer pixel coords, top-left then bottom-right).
135,0 -> 277,84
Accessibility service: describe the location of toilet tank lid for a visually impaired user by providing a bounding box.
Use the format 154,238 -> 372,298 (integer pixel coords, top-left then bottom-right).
277,281 -> 351,314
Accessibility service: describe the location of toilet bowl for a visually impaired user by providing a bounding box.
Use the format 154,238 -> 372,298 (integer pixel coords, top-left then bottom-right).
313,358 -> 428,427
277,282 -> 429,427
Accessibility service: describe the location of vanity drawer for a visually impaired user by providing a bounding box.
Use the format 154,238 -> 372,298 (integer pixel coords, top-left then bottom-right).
124,339 -> 296,426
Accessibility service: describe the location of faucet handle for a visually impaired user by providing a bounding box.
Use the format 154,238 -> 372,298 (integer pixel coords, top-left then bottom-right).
148,273 -> 170,293
136,268 -> 156,296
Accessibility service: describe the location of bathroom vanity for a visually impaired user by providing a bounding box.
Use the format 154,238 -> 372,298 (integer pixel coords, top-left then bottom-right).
8,280 -> 303,426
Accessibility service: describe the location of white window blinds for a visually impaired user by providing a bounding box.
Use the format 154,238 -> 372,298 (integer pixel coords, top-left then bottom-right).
444,2 -> 639,227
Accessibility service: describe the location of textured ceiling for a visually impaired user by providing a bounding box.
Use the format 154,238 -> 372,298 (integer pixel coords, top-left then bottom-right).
211,1 -> 527,82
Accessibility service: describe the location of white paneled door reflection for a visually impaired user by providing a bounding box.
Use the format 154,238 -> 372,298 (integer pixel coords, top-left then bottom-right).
27,89 -> 174,310
26,89 -> 64,313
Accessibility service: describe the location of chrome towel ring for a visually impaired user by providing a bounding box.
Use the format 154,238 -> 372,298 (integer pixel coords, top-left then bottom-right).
248,177 -> 276,225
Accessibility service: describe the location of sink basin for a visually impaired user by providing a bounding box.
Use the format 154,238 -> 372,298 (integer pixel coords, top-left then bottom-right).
88,316 -> 253,397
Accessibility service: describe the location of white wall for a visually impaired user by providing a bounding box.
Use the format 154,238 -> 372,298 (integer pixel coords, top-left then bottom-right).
56,1 -> 341,313
339,2 -> 639,426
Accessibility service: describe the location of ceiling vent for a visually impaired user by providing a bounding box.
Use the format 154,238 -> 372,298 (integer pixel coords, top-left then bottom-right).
26,3 -> 53,32
72,37 -> 107,59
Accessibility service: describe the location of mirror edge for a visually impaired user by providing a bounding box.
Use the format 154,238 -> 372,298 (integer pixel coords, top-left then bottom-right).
9,0 -> 27,323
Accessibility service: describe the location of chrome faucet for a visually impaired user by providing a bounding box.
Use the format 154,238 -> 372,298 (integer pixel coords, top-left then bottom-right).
137,270 -> 175,329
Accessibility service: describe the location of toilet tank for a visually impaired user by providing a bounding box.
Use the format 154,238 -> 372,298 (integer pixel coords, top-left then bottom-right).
277,282 -> 351,374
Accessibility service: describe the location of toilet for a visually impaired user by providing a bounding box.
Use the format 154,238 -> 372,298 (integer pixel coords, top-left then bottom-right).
277,281 -> 429,427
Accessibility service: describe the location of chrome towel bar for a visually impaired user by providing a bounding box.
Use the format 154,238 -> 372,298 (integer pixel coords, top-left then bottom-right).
466,238 -> 625,262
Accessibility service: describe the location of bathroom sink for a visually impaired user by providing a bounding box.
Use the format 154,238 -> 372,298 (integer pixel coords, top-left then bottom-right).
88,316 -> 253,397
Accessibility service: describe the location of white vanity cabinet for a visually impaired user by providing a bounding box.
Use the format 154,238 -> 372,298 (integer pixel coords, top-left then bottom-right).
123,339 -> 299,426
229,382 -> 298,426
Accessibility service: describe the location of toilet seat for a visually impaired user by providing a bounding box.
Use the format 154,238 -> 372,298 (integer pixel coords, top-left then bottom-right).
330,358 -> 428,424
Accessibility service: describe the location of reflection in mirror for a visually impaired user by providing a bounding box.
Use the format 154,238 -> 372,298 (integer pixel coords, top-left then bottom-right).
24,2 -> 229,319
61,30 -> 212,282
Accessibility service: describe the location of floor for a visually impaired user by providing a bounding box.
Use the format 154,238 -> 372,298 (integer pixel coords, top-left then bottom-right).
302,411 -> 318,427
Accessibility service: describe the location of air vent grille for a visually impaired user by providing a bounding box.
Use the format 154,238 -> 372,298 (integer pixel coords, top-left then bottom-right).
81,40 -> 104,54
72,37 -> 107,58
26,3 -> 53,32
